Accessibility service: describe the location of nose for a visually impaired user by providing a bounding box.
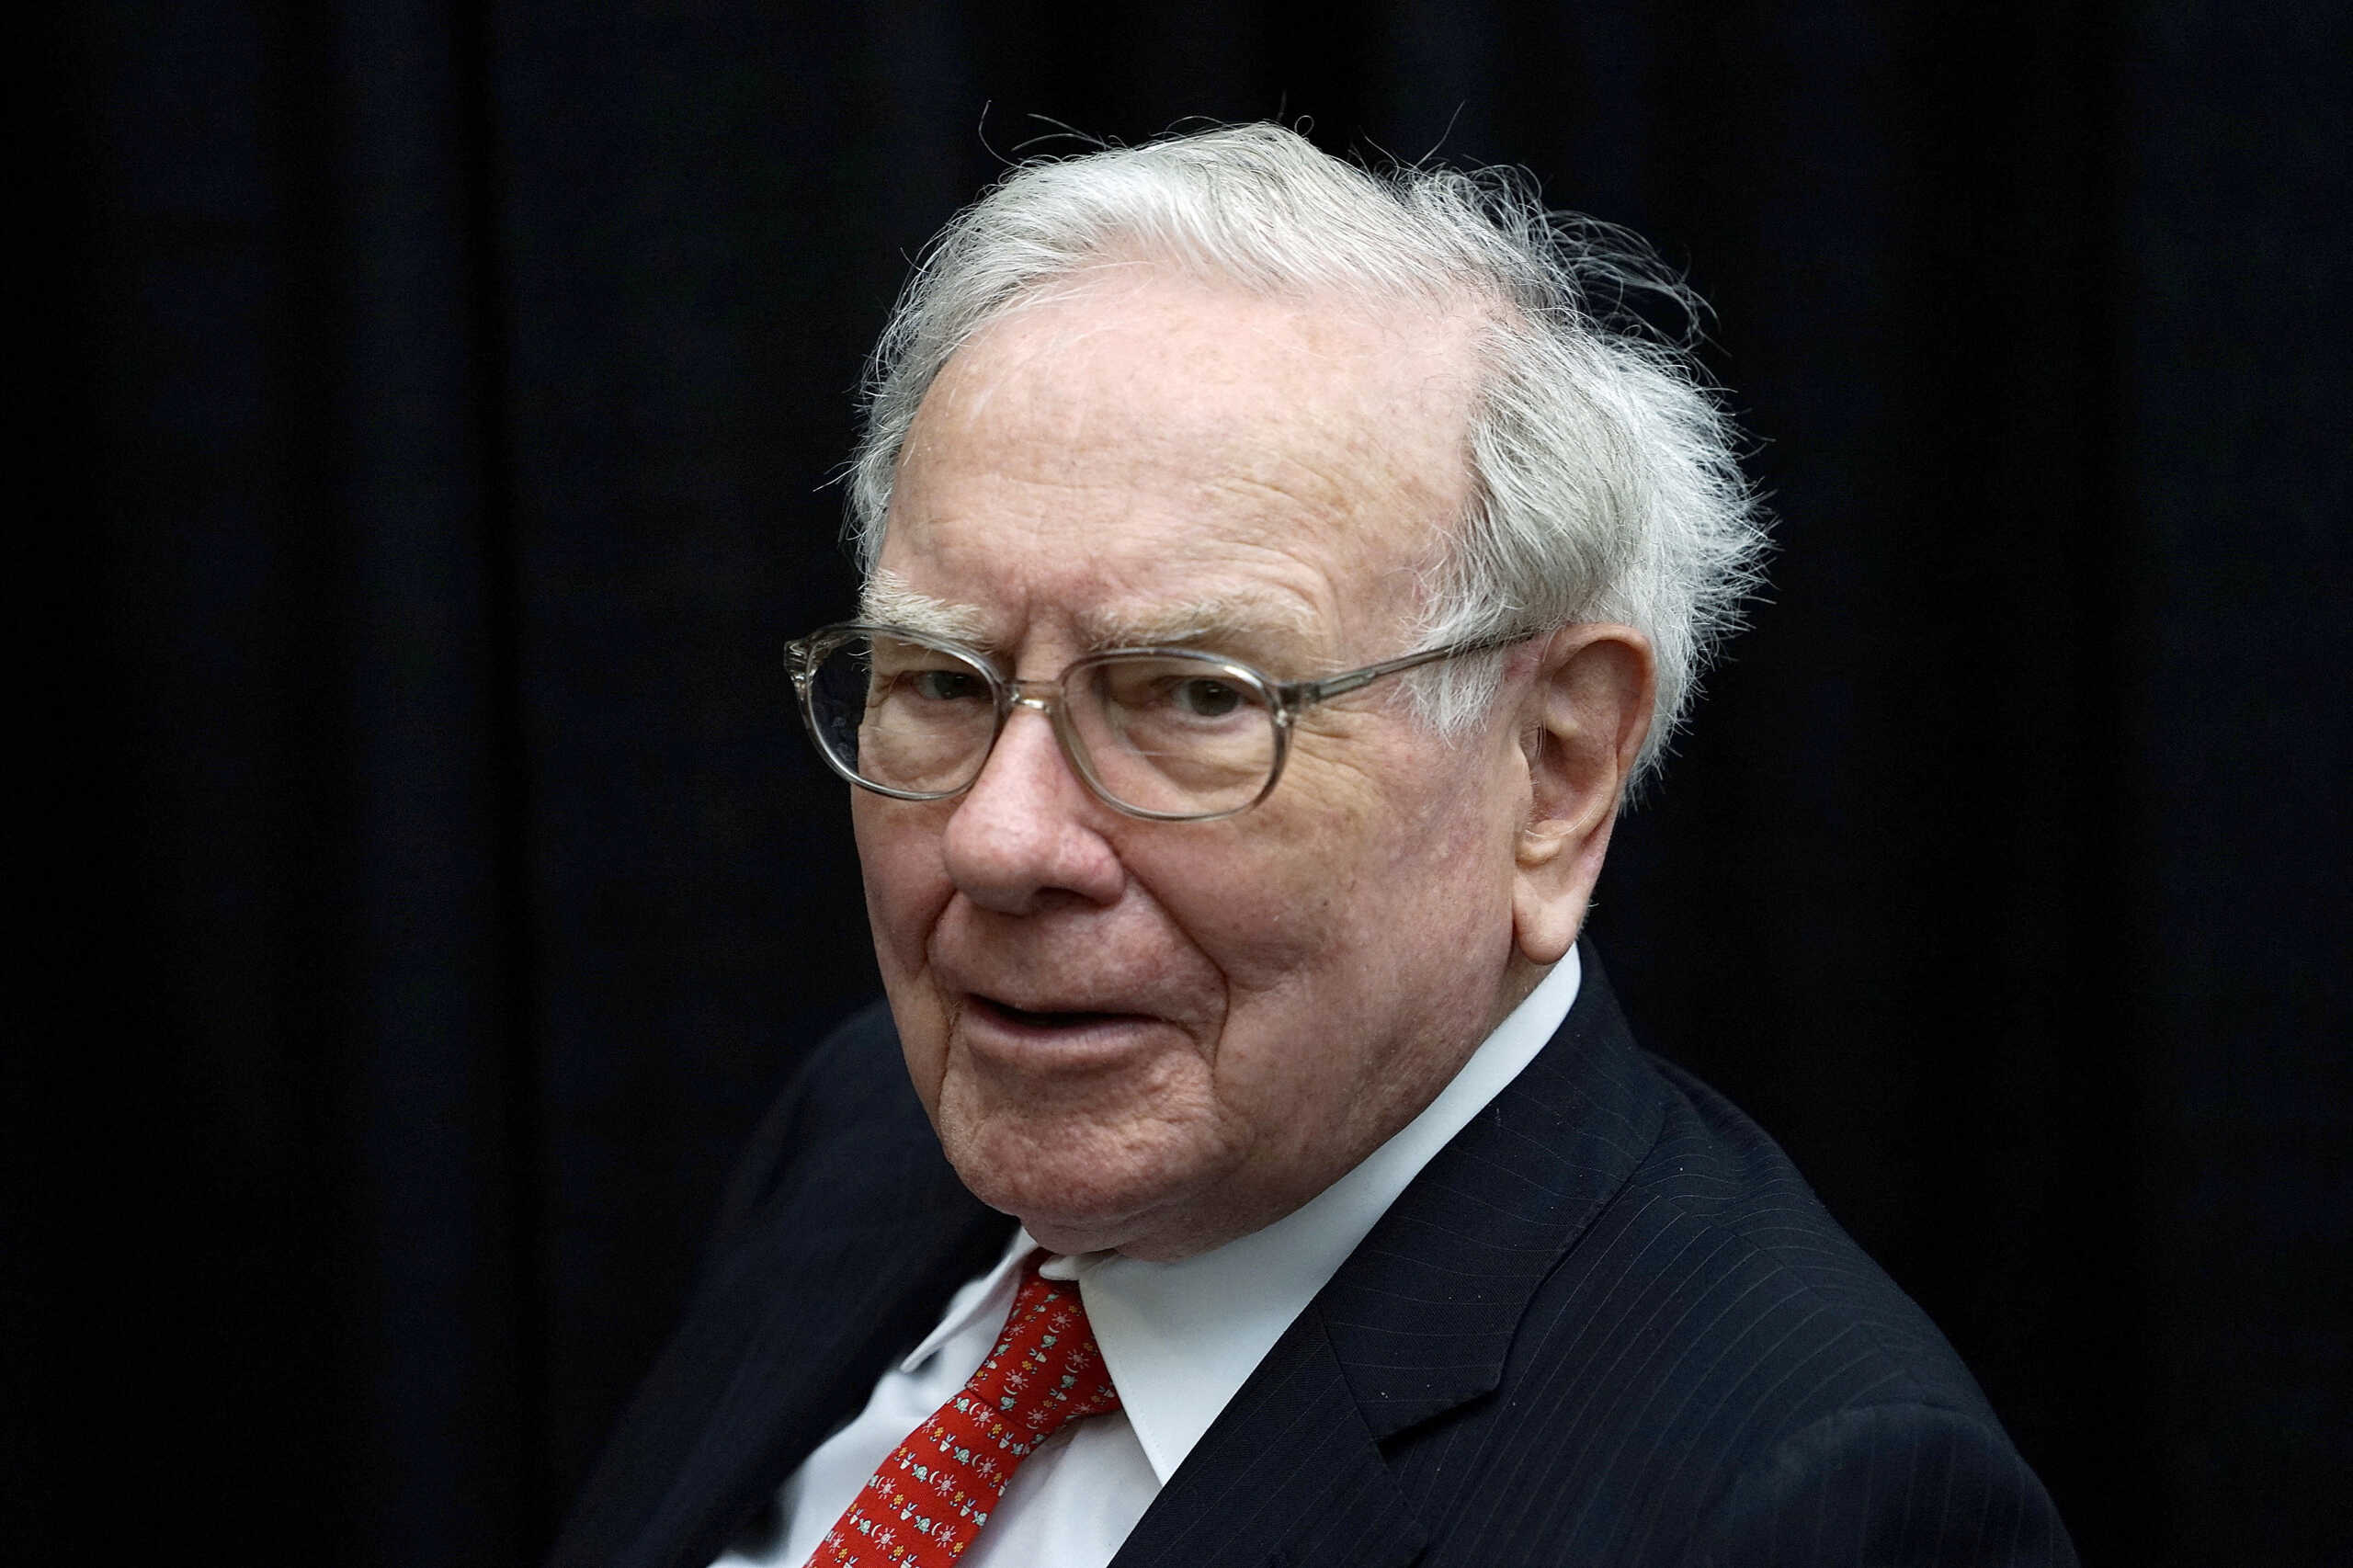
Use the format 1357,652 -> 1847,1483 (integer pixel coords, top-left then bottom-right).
939,701 -> 1125,914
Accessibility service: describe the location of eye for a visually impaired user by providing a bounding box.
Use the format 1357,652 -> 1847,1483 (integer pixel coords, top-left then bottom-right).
908,668 -> 989,702
1170,677 -> 1243,718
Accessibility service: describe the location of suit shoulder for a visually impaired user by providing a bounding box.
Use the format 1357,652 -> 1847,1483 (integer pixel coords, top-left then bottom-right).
1453,1048 -> 2056,1562
704,998 -> 946,1253
1608,1051 -> 2000,1422
1682,1400 -> 2078,1567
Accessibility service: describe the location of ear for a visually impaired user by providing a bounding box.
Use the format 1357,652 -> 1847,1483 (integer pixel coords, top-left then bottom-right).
1509,625 -> 1655,966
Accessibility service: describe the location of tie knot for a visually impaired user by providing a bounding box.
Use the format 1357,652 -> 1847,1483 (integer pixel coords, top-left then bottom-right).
806,1253 -> 1120,1567
973,1256 -> 1120,1439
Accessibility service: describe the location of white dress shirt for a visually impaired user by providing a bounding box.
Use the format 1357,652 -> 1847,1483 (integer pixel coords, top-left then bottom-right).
717,949 -> 1581,1568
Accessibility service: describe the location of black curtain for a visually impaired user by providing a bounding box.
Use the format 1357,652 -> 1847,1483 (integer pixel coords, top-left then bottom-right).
32,2 -> 2347,1562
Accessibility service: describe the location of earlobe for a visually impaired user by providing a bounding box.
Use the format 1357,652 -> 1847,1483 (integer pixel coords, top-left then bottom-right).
1508,627 -> 1655,966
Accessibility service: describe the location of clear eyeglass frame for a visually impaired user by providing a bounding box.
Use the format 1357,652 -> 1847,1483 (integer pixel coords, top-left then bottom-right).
784,621 -> 1533,823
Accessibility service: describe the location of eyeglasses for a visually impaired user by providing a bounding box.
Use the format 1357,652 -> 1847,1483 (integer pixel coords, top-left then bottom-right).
786,622 -> 1529,822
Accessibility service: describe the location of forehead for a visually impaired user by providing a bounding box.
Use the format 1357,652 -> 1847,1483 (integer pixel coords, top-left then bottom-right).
880,268 -> 1480,654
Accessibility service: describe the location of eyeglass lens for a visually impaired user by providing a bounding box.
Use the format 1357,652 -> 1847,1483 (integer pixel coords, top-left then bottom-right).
806,632 -> 1280,816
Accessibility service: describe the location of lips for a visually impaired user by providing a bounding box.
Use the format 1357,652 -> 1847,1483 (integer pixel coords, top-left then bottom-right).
925,912 -> 1213,1055
965,994 -> 1154,1031
947,991 -> 1188,1070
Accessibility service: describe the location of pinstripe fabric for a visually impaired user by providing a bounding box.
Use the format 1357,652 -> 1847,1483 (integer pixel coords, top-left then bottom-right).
549,946 -> 2074,1568
545,1024 -> 1016,1568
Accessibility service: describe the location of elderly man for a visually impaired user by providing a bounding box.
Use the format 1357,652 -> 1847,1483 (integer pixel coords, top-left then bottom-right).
551,126 -> 2072,1568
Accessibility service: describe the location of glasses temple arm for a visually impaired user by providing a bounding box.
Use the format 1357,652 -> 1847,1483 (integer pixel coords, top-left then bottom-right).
1286,631 -> 1536,706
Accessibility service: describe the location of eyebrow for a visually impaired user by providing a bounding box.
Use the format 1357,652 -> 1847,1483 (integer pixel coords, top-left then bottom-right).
859,571 -> 993,642
860,570 -> 1322,658
1072,594 -> 1320,653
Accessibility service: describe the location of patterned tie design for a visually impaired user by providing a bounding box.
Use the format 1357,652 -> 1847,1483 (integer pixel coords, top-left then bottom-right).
806,1253 -> 1120,1567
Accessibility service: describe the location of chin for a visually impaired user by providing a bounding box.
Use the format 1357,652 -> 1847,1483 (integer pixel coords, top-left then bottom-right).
938,1109 -> 1222,1258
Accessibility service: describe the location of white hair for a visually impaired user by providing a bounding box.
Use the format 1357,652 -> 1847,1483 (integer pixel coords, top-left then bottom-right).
846,123 -> 1768,793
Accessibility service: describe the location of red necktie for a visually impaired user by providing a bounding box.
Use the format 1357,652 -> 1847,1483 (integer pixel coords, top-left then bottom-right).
805,1253 -> 1120,1567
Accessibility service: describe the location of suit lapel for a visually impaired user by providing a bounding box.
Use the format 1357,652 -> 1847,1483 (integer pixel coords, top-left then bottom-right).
1107,1302 -> 1428,1568
1111,947 -> 1665,1566
551,1124 -> 1011,1568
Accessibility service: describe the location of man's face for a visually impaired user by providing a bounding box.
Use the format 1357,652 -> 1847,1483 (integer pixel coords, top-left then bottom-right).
855,269 -> 1539,1260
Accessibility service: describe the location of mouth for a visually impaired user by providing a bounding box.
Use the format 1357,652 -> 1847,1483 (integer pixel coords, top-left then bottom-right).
951,993 -> 1187,1066
965,994 -> 1156,1033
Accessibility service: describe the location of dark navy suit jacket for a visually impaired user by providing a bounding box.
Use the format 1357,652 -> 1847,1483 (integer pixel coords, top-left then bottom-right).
548,949 -> 2075,1567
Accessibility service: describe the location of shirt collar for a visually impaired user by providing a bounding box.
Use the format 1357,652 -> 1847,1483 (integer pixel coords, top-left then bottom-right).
895,1229 -> 1036,1375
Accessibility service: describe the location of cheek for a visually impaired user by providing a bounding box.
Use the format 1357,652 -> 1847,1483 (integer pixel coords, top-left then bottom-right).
1272,740 -> 1495,899
1130,789 -> 1381,1011
1148,812 -> 1353,987
1184,744 -> 1510,1009
852,800 -> 956,1091
852,800 -> 949,948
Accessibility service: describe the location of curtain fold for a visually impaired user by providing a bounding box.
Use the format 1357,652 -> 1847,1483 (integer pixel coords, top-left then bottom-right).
46,2 -> 2347,1562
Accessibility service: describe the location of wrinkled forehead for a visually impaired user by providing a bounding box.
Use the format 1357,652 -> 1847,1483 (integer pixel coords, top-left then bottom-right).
876,267 -> 1484,656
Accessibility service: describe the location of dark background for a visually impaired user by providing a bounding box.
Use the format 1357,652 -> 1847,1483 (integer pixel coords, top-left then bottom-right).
27,1 -> 2347,1562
